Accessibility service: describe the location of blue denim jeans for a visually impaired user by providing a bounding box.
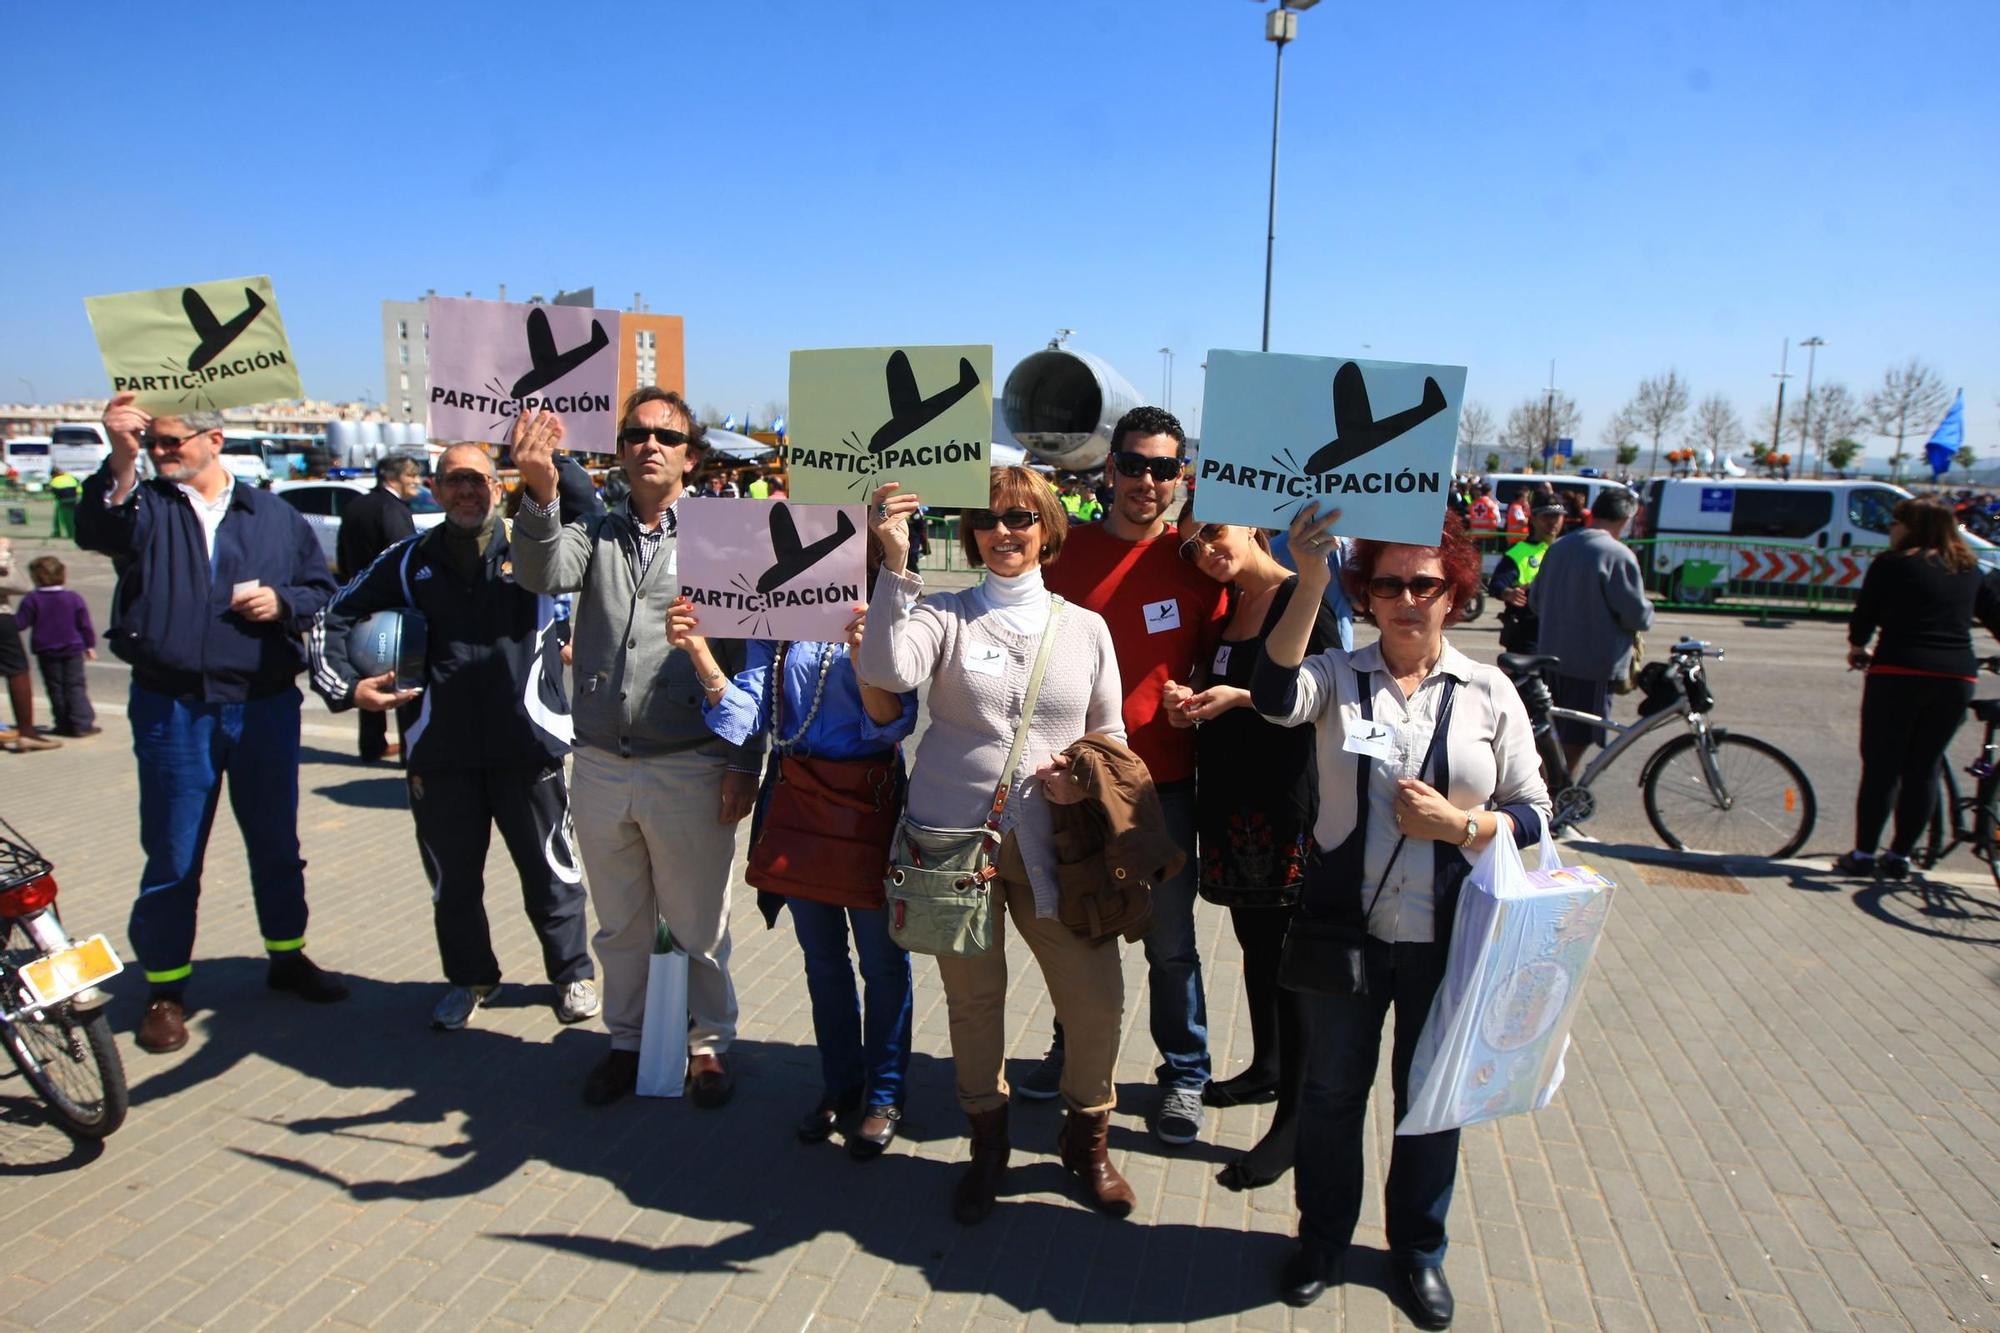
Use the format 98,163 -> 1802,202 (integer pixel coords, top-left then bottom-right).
788,900 -> 914,1106
128,684 -> 309,992
1295,939 -> 1459,1266
1142,781 -> 1210,1089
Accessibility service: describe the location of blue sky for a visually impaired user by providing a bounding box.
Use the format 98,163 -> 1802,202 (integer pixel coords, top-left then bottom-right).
5,0 -> 1993,463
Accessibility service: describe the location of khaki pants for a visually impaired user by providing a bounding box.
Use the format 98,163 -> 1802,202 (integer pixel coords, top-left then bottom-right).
936,875 -> 1125,1115
570,748 -> 742,1055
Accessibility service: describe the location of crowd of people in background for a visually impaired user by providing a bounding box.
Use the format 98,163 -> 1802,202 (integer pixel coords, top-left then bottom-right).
19,383 -> 1999,1328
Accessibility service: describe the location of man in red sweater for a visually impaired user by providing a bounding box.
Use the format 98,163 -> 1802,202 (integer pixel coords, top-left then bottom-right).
1035,406 -> 1228,1145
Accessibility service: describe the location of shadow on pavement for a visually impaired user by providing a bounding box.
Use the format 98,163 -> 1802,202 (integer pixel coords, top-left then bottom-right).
0,1082 -> 108,1174
311,776 -> 409,810
119,961 -> 1300,1321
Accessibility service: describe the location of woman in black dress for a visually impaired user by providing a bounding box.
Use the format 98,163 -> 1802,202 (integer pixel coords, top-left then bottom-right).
1166,522 -> 1340,1190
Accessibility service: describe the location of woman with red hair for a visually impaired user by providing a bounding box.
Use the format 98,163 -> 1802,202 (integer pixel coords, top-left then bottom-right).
1249,504 -> 1550,1324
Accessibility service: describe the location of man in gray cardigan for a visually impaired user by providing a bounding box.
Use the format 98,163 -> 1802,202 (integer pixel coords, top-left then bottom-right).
1530,486 -> 1656,774
511,388 -> 762,1108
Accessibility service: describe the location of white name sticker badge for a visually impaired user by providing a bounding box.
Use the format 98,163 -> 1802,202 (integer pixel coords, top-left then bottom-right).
964,643 -> 1007,677
1212,644 -> 1232,675
1341,720 -> 1398,762
1143,598 -> 1182,635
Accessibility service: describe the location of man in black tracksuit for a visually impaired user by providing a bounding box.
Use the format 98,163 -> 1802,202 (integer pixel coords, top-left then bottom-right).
337,455 -> 423,762
309,443 -> 597,1031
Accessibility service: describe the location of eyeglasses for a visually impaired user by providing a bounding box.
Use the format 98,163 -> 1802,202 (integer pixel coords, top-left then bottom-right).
1111,452 -> 1182,483
618,427 -> 693,448
1178,524 -> 1226,563
142,430 -> 208,450
438,470 -> 494,489
1367,576 -> 1450,603
967,509 -> 1040,532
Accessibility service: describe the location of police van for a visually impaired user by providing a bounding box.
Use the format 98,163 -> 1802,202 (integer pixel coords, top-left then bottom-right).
1636,477 -> 2000,601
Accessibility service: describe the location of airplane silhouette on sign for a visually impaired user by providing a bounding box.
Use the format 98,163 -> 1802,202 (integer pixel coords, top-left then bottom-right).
509,307 -> 611,400
1303,361 -> 1448,476
182,286 -> 268,372
868,350 -> 980,454
757,502 -> 858,593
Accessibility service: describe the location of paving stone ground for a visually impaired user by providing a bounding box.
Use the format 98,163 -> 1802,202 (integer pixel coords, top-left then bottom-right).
2,568 -> 1998,1329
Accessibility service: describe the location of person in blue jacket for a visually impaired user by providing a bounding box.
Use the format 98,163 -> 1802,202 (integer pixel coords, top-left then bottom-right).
77,394 -> 344,1056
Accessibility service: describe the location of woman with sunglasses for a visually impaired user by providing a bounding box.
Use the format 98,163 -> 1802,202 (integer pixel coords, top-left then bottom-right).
668,529 -> 921,1160
856,470 -> 1136,1225
1163,523 -> 1340,1194
1250,504 -> 1549,1324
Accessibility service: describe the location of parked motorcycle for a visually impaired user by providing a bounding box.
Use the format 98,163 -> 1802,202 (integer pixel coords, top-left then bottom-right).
1,815 -> 128,1138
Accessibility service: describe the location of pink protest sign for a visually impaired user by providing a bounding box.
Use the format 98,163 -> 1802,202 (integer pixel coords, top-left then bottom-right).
676,499 -> 868,642
426,296 -> 622,448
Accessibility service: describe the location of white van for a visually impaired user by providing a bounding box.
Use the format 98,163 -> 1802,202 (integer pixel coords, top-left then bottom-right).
50,422 -> 111,478
3,437 -> 53,483
1484,472 -> 1636,517
1636,477 -> 2000,600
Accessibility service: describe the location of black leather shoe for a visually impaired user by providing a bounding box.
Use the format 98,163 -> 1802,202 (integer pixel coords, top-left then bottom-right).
1280,1244 -> 1332,1308
1405,1265 -> 1454,1329
688,1053 -> 734,1109
266,952 -> 349,1003
848,1104 -> 902,1160
583,1049 -> 640,1106
798,1090 -> 861,1144
1203,1070 -> 1280,1107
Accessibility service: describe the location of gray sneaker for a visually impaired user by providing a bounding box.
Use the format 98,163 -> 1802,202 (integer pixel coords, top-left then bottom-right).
1014,1041 -> 1064,1101
432,984 -> 499,1031
1154,1085 -> 1205,1145
555,979 -> 601,1024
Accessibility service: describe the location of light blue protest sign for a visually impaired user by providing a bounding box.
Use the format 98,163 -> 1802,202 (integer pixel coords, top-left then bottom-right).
1193,350 -> 1467,546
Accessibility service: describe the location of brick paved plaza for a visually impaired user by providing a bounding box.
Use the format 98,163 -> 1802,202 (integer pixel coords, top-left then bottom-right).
2,616 -> 1998,1330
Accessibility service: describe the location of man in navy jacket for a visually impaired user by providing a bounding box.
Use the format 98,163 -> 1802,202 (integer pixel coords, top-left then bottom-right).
77,393 -> 345,1055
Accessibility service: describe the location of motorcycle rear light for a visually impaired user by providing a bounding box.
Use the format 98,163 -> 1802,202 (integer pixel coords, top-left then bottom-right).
0,874 -> 58,916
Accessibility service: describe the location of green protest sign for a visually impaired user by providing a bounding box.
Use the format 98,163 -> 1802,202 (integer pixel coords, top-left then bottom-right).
84,275 -> 302,413
786,345 -> 994,508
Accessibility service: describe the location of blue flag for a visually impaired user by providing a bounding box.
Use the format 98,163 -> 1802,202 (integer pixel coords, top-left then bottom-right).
1926,389 -> 1965,477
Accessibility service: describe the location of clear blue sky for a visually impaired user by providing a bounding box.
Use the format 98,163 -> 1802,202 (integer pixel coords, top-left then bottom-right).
5,0 -> 1993,463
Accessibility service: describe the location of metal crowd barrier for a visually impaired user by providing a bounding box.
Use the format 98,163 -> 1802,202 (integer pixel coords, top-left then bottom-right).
1627,537 -> 1882,619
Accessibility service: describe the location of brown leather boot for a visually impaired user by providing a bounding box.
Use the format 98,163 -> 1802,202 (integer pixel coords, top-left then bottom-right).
952,1105 -> 1010,1225
1059,1108 -> 1136,1218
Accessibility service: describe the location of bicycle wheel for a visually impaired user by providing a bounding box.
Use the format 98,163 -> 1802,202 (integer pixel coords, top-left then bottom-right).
1643,731 -> 1817,859
1976,777 -> 2000,894
0,991 -> 129,1139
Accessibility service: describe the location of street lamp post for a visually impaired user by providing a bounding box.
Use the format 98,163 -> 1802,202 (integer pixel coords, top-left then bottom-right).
1158,348 -> 1174,413
1769,338 -> 1792,466
1798,335 -> 1824,477
1257,0 -> 1319,353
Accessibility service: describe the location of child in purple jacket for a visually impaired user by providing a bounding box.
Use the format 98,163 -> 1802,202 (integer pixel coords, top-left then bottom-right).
15,556 -> 97,737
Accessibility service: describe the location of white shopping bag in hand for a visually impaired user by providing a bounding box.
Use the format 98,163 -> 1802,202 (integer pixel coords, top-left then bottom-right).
1398,826 -> 1615,1136
637,919 -> 688,1098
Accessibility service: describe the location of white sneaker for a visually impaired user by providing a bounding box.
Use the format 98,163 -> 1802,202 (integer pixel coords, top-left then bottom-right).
555,979 -> 601,1024
432,983 -> 499,1031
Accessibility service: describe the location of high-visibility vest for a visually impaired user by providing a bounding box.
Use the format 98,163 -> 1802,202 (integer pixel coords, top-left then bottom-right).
747,478 -> 771,499
1468,496 -> 1500,530
1503,539 -> 1551,588
48,473 -> 81,499
1505,500 -> 1530,536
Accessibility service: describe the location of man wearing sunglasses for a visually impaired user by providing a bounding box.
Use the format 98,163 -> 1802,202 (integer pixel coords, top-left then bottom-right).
309,443 -> 598,1034
1034,405 -> 1229,1145
512,387 -> 764,1109
77,393 -> 346,1056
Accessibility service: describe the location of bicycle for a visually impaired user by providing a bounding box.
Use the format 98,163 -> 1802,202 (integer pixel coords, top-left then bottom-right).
1915,657 -> 2000,889
0,815 -> 129,1139
1500,639 -> 1818,859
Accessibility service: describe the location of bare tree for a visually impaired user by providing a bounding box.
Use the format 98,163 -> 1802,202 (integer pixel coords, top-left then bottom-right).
1458,401 -> 1494,472
1689,394 -> 1743,466
1621,371 -> 1691,477
1867,358 -> 1951,481
1502,393 -> 1580,469
1791,381 -> 1865,478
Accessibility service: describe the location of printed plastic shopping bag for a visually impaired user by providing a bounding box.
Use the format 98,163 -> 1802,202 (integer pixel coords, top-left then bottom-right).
1397,828 -> 1615,1136
636,919 -> 688,1099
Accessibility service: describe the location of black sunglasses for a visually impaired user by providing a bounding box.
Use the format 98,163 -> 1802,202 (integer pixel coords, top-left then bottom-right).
967,509 -> 1040,532
618,427 -> 694,448
1367,575 -> 1450,603
142,430 -> 208,450
1111,452 -> 1182,483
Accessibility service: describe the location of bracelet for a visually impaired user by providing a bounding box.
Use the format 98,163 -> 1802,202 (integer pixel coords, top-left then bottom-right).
698,671 -> 726,692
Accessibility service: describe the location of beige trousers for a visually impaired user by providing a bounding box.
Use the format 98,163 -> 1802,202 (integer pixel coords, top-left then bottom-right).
570,747 -> 742,1055
935,875 -> 1126,1114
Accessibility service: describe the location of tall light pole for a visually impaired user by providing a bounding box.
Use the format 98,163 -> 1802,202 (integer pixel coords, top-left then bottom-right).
1157,348 -> 1174,413
1797,335 -> 1825,477
15,378 -> 35,404
1257,0 -> 1319,352
1769,338 -> 1792,465
1542,359 -> 1559,472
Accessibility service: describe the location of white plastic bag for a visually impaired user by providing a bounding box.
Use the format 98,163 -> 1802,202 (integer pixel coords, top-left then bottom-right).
636,919 -> 688,1099
1396,827 -> 1615,1136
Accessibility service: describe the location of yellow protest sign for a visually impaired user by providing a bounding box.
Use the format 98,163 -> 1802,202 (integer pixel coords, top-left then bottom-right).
786,345 -> 994,508
84,275 -> 302,413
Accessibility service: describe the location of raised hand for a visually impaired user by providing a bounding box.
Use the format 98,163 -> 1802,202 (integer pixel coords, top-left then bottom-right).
1285,502 -> 1343,591
511,408 -> 565,505
102,392 -> 149,474
866,482 -> 923,574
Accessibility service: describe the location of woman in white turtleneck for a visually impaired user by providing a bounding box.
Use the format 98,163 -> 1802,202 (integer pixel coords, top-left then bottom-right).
856,468 -> 1133,1227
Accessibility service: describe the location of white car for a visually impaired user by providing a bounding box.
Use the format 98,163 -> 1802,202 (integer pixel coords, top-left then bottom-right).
272,479 -> 446,573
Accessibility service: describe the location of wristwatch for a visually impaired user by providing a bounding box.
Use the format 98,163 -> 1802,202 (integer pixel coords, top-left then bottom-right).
1459,812 -> 1480,848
